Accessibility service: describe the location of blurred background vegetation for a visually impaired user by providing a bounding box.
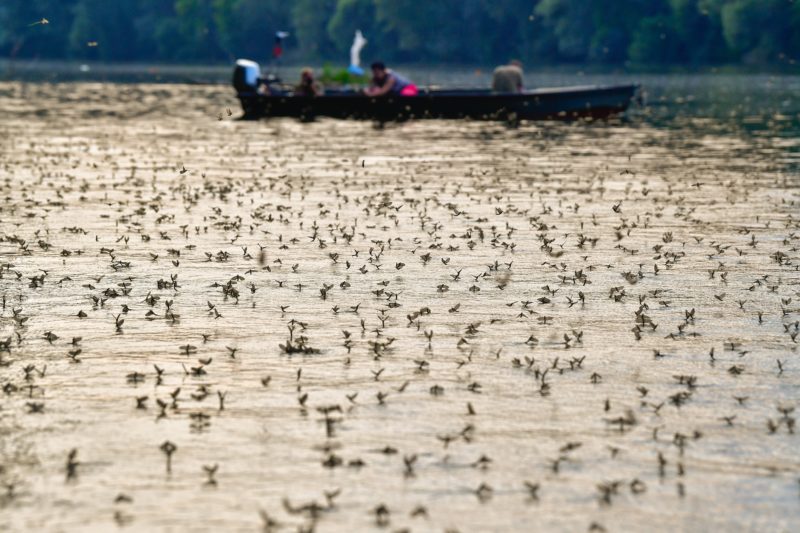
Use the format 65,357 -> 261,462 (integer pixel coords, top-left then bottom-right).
0,0 -> 797,67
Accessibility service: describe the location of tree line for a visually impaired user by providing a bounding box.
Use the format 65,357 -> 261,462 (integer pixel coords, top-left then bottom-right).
1,0 -> 797,67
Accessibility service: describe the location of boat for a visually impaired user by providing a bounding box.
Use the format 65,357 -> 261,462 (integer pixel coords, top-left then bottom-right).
233,60 -> 640,122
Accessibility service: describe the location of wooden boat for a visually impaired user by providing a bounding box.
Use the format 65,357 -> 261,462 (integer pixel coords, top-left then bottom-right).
237,85 -> 639,122
233,61 -> 639,122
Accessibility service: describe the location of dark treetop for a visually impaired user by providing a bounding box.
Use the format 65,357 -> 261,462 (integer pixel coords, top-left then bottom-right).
1,0 -> 798,67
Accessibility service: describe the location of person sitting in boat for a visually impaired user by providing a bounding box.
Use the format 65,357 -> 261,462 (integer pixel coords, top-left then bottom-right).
365,62 -> 418,97
492,60 -> 524,93
295,68 -> 322,97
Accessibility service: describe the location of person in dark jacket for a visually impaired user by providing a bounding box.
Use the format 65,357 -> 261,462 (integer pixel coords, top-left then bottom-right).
295,68 -> 322,96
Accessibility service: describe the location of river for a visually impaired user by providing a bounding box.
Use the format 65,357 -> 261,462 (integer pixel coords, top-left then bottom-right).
0,68 -> 798,532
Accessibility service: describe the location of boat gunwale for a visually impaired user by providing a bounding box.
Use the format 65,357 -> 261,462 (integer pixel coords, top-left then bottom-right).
244,83 -> 639,101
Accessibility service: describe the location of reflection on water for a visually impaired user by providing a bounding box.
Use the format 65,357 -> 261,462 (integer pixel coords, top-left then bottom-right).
0,80 -> 798,532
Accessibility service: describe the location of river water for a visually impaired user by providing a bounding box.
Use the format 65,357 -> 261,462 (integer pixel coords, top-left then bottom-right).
0,71 -> 798,532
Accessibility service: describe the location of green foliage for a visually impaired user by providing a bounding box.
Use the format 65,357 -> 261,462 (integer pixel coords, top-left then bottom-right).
327,0 -> 389,60
212,0 -> 292,60
319,63 -> 369,85
292,0 -> 337,57
0,0 -> 796,66
629,16 -> 683,64
69,0 -> 139,60
720,0 -> 798,63
172,0 -> 223,60
0,0 -> 77,59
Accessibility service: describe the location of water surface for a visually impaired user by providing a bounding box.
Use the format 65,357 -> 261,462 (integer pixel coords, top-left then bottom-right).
0,74 -> 798,532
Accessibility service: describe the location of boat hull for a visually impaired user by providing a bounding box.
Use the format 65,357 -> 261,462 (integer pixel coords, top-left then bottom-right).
237,84 -> 639,122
